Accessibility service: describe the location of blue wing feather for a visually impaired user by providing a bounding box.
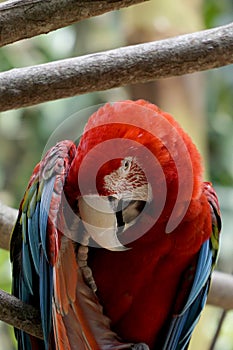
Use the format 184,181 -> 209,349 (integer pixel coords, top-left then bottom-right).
21,333 -> 32,350
181,239 -> 212,314
28,206 -> 40,274
19,176 -> 56,348
21,242 -> 34,296
39,177 -> 56,262
39,251 -> 53,349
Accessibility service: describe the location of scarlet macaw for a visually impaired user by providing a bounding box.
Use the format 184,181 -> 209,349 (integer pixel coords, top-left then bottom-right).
10,100 -> 221,350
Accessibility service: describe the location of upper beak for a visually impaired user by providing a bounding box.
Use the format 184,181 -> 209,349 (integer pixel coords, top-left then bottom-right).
78,195 -> 147,251
78,195 -> 128,251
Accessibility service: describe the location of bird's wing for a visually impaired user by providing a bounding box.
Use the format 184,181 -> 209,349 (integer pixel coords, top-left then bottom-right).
10,140 -> 77,349
162,182 -> 221,350
10,140 -> 134,350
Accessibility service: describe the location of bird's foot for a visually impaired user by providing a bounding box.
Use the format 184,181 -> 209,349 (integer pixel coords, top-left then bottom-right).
77,232 -> 97,292
131,343 -> 150,350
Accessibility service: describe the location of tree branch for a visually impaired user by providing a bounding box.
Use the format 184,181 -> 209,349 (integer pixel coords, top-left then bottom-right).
207,271 -> 233,311
0,22 -> 233,112
0,271 -> 232,340
0,201 -> 18,251
0,289 -> 43,339
0,0 -> 147,47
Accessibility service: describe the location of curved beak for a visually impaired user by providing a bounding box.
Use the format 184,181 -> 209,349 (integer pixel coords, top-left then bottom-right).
78,195 -> 128,251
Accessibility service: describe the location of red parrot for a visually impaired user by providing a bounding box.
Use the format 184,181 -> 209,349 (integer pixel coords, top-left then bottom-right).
10,100 -> 221,350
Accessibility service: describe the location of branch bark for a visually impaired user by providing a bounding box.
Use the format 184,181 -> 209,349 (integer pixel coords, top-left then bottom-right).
0,271 -> 232,340
207,271 -> 233,311
0,201 -> 18,250
0,289 -> 43,339
0,22 -> 233,112
0,0 -> 147,47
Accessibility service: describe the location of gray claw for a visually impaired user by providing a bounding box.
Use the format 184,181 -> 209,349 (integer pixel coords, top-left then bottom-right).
131,343 -> 150,350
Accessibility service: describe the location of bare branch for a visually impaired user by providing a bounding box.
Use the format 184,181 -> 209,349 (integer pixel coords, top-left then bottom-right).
0,0 -> 147,47
207,271 -> 233,311
0,201 -> 18,250
0,289 -> 43,339
0,22 -> 233,112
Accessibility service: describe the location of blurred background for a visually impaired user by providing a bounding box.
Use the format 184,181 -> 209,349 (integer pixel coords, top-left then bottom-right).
0,0 -> 233,349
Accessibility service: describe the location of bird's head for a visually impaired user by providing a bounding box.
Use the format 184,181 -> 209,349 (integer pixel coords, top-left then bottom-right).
66,99 -> 203,250
78,154 -> 153,251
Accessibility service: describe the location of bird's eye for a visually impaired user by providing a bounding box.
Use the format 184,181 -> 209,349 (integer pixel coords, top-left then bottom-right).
122,157 -> 132,173
124,160 -> 129,169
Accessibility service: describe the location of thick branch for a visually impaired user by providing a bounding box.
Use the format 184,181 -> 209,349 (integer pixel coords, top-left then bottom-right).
0,271 -> 232,340
207,271 -> 233,310
0,0 -> 147,47
0,201 -> 18,250
0,289 -> 43,339
0,22 -> 233,112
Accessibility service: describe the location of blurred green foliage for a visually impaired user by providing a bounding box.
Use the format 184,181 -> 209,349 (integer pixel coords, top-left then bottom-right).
203,0 -> 233,28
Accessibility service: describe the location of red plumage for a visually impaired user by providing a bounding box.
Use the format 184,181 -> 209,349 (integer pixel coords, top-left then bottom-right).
65,100 -> 214,348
